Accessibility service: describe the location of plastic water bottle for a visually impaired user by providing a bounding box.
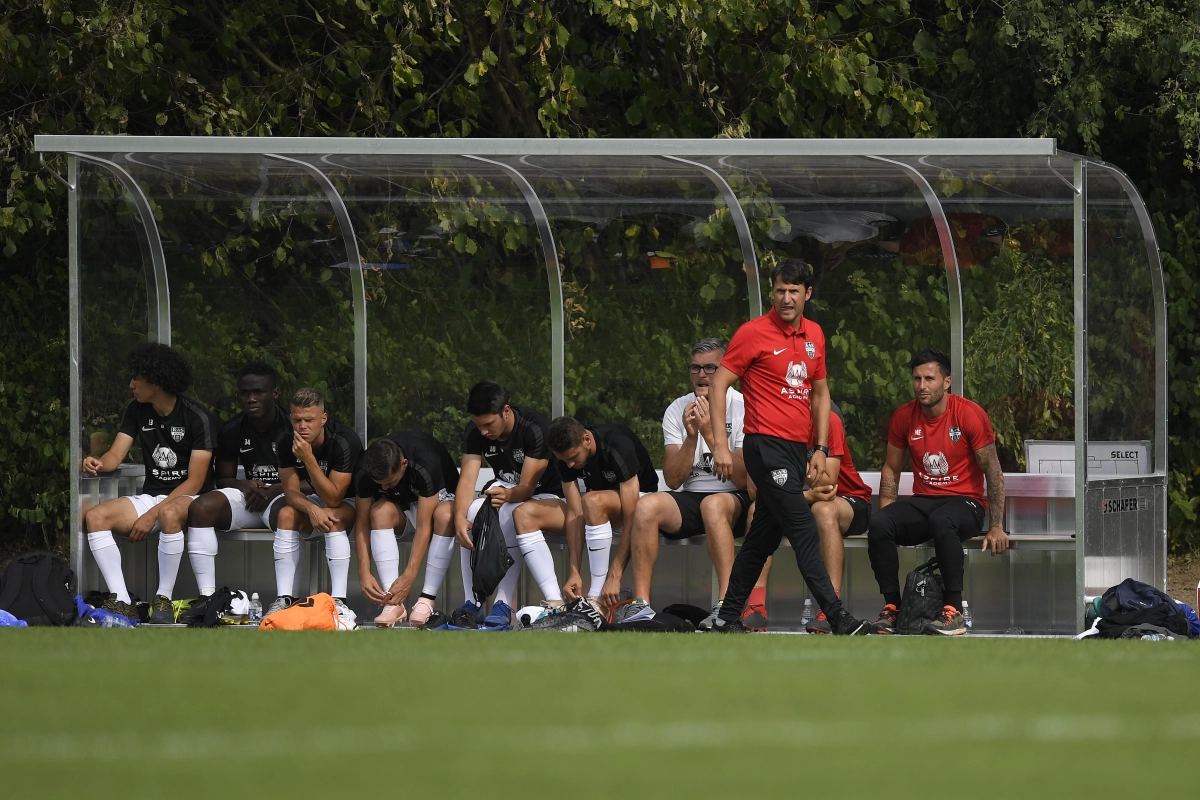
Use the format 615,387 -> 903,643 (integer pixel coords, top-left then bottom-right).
249,592 -> 262,624
962,601 -> 973,632
800,599 -> 813,629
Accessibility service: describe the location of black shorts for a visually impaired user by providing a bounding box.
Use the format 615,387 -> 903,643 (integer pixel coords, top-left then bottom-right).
842,495 -> 872,537
663,490 -> 752,540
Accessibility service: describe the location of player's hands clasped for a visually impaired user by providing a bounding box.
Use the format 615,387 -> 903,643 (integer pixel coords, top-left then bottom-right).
81,456 -> 104,475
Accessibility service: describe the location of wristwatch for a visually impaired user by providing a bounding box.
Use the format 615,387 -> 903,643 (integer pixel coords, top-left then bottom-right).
811,444 -> 830,456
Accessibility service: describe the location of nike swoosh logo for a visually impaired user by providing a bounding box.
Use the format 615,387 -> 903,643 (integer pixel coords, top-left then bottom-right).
588,547 -> 605,552
773,348 -> 787,355
141,425 -> 156,431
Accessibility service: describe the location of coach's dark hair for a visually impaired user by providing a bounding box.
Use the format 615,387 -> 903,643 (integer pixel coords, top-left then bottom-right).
910,347 -> 952,377
548,417 -> 587,453
770,258 -> 813,288
467,381 -> 510,416
365,438 -> 405,482
236,361 -> 277,386
291,387 -> 324,409
128,342 -> 193,395
691,337 -> 726,356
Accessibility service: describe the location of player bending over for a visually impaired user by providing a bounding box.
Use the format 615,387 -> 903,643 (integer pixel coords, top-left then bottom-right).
268,388 -> 362,628
354,431 -> 458,627
156,362 -> 296,601
82,343 -> 215,622
868,348 -> 1008,635
541,417 -> 658,624
600,338 -> 752,624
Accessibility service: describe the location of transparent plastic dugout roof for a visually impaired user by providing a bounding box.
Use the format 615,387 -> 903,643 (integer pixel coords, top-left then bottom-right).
35,135 -> 1170,613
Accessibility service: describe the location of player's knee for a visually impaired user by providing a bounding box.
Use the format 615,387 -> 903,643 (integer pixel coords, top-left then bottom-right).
699,495 -> 734,527
369,502 -> 396,529
83,503 -> 107,532
433,501 -> 454,531
512,502 -> 534,530
867,514 -> 894,544
276,505 -> 298,530
811,500 -> 836,525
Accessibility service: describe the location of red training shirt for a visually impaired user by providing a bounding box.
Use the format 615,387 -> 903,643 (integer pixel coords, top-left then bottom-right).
813,413 -> 872,503
721,308 -> 826,444
887,393 -> 995,508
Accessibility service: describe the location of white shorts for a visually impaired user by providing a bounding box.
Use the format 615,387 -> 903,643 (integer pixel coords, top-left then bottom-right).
216,487 -> 273,531
125,493 -> 197,536
465,483 -> 562,540
397,489 -> 455,537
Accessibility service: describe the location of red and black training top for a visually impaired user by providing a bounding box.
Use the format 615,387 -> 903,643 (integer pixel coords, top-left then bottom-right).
720,308 -> 826,444
887,393 -> 996,508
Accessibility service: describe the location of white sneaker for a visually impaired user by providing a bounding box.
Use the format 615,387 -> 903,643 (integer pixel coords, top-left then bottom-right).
334,598 -> 358,631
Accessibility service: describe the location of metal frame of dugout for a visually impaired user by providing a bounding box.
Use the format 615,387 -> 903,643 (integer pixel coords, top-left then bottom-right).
34,135 -> 1167,633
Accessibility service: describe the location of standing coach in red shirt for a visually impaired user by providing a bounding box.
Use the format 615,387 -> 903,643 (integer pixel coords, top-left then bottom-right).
869,348 -> 1009,635
707,259 -> 873,635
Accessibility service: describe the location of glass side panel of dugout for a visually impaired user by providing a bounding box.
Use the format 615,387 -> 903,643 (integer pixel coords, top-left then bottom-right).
895,155 -> 1080,474
511,155 -> 756,462
285,154 -> 554,450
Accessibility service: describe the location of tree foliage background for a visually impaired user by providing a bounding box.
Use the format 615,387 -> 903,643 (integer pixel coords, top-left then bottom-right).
3,0 -> 1200,555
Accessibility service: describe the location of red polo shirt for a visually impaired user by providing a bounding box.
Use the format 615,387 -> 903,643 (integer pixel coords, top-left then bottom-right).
812,413 -> 872,503
721,308 -> 825,443
887,393 -> 995,508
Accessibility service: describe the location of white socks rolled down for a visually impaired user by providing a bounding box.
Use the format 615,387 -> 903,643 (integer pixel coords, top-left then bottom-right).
186,526 -> 218,596
155,532 -> 185,599
273,529 -> 302,597
370,528 -> 400,589
87,530 -> 130,604
584,522 -> 613,598
517,530 -> 561,602
421,534 -> 456,598
325,530 -> 350,599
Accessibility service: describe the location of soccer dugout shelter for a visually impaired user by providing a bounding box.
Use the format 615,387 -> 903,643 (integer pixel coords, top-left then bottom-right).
35,135 -> 1166,633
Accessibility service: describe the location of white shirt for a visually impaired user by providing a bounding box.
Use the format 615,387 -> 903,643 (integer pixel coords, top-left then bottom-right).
662,387 -> 745,493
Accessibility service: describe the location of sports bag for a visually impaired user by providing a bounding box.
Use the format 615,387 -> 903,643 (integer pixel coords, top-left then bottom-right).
0,551 -> 78,626
1085,578 -> 1193,639
896,557 -> 944,635
470,494 -> 514,604
260,593 -> 337,630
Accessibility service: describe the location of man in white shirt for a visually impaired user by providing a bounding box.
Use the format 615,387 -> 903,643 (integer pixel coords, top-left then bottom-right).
600,338 -> 751,622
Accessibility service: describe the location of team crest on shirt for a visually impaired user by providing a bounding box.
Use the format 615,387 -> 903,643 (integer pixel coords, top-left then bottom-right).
784,360 -> 807,388
499,470 -> 521,484
603,471 -> 617,483
170,426 -> 185,442
700,453 -> 714,474
949,426 -> 962,443
805,341 -> 816,359
725,422 -> 733,434
771,469 -> 788,486
512,448 -> 525,464
922,452 -> 949,477
151,445 -> 178,469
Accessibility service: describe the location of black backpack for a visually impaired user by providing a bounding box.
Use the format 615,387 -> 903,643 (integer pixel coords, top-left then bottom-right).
470,496 -> 514,604
0,551 -> 78,626
896,557 -> 944,635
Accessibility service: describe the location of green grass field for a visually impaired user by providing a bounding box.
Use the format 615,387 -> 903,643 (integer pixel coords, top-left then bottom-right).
2,630 -> 1197,799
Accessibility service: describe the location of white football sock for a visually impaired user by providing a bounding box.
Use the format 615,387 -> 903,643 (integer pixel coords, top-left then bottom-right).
186,526 -> 218,596
325,530 -> 351,599
459,546 -> 475,604
584,522 -> 613,598
155,532 -> 185,599
516,530 -> 561,602
494,520 -> 523,606
88,530 -> 130,604
421,534 -> 455,598
370,528 -> 400,588
273,529 -> 302,597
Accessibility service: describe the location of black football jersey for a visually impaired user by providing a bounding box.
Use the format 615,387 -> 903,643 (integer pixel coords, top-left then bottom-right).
556,424 -> 658,493
354,431 -> 460,508
119,396 -> 217,495
275,420 -> 362,484
462,405 -> 563,496
215,405 -> 292,485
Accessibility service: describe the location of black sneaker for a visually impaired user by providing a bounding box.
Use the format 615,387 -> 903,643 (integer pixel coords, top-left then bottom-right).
145,595 -> 176,625
874,603 -> 898,635
525,598 -> 604,632
830,609 -> 875,636
700,616 -> 749,633
100,596 -> 138,622
419,609 -> 449,630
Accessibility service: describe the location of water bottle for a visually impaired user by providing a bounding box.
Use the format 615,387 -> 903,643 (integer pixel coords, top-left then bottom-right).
249,592 -> 262,624
962,601 -> 973,632
800,599 -> 813,629
1141,633 -> 1168,641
